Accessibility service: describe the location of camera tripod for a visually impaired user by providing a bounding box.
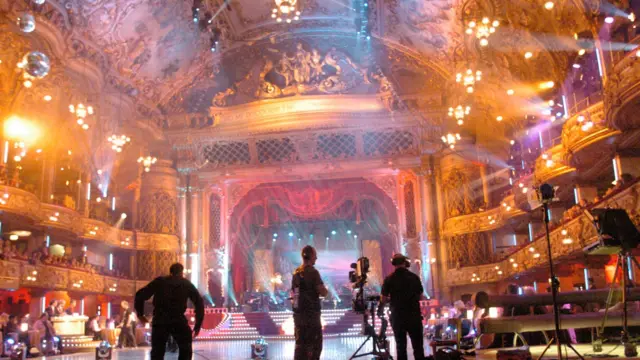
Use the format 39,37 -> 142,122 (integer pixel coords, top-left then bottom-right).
538,184 -> 584,360
595,249 -> 640,357
350,297 -> 393,360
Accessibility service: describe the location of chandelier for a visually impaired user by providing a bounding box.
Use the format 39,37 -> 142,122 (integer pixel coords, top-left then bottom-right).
441,133 -> 461,149
456,69 -> 482,93
69,103 -> 94,130
138,156 -> 157,172
466,17 -> 499,46
272,0 -> 301,23
448,105 -> 471,125
108,135 -> 131,153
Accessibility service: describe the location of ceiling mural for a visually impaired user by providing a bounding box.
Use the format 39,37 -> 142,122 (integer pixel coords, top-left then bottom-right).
0,0 -> 594,126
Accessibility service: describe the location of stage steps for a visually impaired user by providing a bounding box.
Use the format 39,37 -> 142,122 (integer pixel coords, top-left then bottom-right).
202,313 -> 260,340
244,312 -> 280,335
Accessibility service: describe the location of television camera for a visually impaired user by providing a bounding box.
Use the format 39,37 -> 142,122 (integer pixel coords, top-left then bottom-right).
348,257 -> 393,359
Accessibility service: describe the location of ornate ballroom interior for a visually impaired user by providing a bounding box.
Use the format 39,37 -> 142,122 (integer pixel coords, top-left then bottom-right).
2,0 -> 640,356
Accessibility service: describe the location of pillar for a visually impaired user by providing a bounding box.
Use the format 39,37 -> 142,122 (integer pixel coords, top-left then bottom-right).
29,290 -> 47,318
479,164 -> 491,207
419,156 -> 440,297
575,185 -> 598,204
139,159 -> 179,233
614,152 -> 640,180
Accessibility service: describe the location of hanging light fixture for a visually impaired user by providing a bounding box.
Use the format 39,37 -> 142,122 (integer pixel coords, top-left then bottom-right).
138,156 -> 157,172
448,105 -> 471,125
466,17 -> 499,46
107,135 -> 131,153
441,133 -> 461,149
69,103 -> 94,130
456,69 -> 482,93
272,0 -> 301,23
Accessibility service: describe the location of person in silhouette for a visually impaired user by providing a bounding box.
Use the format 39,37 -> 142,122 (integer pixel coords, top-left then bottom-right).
135,263 -> 204,360
381,253 -> 425,360
292,245 -> 328,360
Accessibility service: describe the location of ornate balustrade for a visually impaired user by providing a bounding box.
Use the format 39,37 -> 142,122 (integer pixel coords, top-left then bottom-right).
445,180 -> 640,287
604,45 -> 640,131
534,143 -> 576,184
0,260 -> 141,297
442,195 -> 525,237
562,102 -> 620,166
0,185 -> 179,251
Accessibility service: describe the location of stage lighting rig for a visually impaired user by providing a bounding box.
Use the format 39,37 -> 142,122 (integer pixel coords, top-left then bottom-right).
210,28 -> 222,52
192,0 -> 202,23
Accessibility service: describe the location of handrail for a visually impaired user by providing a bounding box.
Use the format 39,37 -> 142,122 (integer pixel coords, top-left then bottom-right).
0,185 -> 179,251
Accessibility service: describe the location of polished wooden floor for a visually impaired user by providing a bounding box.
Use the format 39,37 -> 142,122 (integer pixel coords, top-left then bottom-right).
15,340 -> 631,360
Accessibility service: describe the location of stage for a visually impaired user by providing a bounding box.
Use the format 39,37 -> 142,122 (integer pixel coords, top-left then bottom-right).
14,340 -> 632,360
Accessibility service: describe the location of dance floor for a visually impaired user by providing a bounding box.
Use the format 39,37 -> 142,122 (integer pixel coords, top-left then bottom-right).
17,340 -> 629,360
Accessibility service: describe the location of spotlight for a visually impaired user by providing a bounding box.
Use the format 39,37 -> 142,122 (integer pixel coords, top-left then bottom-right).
507,89 -> 514,96
604,16 -> 614,24
288,232 -> 294,237
578,48 -> 586,56
331,230 -> 337,235
544,1 -> 554,9
273,233 -> 278,238
347,230 -> 352,234
524,51 -> 533,59
120,213 -> 127,219
573,63 -> 581,68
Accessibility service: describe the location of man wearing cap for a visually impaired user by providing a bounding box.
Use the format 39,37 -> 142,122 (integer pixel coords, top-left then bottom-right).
292,245 -> 328,360
381,253 -> 425,360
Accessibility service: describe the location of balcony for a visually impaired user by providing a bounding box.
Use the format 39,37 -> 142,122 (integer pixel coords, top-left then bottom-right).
605,42 -> 640,131
0,185 -> 179,251
534,143 -> 576,184
562,102 -> 620,167
1,260 -> 144,297
445,180 -> 640,287
442,195 -> 525,237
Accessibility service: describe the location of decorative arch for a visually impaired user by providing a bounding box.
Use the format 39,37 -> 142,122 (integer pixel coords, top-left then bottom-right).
227,178 -> 400,295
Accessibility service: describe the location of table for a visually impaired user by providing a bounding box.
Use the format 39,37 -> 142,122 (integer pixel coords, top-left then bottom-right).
51,315 -> 88,336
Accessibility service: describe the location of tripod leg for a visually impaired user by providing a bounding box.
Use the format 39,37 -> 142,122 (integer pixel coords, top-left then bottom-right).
536,337 -> 555,360
597,256 -> 622,340
349,336 -> 372,359
566,343 -> 586,360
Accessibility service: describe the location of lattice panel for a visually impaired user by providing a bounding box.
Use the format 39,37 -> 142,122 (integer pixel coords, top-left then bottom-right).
316,133 -> 357,159
210,195 -> 222,249
140,191 -> 178,235
256,138 -> 297,164
363,130 -> 415,156
404,181 -> 417,238
203,142 -> 251,166
447,233 -> 492,269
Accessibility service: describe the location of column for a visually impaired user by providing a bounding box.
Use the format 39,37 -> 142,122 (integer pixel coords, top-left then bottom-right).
479,164 -> 490,207
433,158 -> 448,300
614,152 -> 640,180
131,165 -> 143,229
29,290 -> 47,318
420,156 -> 440,297
82,172 -> 91,217
574,185 -> 598,204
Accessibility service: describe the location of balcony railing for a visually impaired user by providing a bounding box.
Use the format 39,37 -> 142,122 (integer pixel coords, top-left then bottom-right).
0,259 -> 145,297
445,179 -> 640,287
0,185 -> 179,251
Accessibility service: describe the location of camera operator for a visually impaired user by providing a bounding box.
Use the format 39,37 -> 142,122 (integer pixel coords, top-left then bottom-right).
381,253 -> 425,360
292,245 -> 328,360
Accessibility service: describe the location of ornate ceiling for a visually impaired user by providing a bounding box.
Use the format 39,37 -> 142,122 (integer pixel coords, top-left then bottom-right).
0,0 -> 595,126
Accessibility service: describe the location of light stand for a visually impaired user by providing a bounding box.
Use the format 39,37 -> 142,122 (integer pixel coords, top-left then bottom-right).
349,297 -> 392,360
537,184 -> 584,360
